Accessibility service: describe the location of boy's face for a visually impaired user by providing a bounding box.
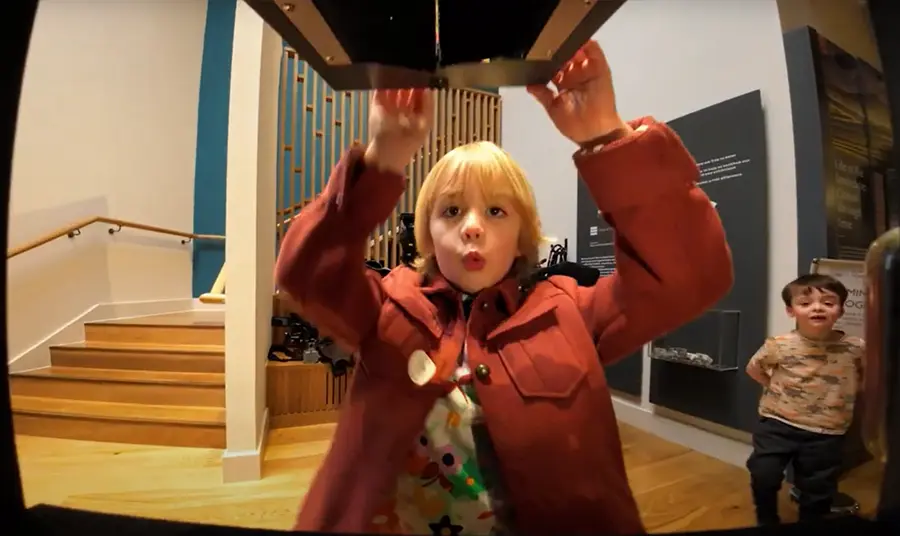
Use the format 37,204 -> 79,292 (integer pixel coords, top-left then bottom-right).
429,187 -> 522,294
787,287 -> 843,337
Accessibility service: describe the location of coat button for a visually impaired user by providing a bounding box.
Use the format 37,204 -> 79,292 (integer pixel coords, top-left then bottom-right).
474,363 -> 491,381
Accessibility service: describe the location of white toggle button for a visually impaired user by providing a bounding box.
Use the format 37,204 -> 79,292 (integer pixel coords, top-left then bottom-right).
446,387 -> 469,413
408,349 -> 436,386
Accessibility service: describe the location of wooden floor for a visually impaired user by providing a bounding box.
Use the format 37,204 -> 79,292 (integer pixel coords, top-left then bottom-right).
15,422 -> 883,532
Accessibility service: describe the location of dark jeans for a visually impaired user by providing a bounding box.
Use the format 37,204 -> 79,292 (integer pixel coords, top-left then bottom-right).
746,416 -> 844,525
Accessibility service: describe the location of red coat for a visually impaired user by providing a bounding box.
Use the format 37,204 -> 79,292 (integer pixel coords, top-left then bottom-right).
275,118 -> 733,535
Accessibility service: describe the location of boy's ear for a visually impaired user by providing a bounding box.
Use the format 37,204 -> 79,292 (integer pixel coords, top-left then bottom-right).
785,306 -> 796,319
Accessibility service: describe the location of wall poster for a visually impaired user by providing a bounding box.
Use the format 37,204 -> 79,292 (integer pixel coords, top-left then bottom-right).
646,90 -> 770,433
809,258 -> 866,339
815,35 -> 891,261
576,179 -> 616,276
787,27 -> 895,272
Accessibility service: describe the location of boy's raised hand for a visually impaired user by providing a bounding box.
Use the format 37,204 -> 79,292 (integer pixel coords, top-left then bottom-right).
527,40 -> 630,146
364,88 -> 434,175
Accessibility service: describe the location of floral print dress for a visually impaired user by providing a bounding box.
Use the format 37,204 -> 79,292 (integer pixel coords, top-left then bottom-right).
369,361 -> 509,535
369,299 -> 510,536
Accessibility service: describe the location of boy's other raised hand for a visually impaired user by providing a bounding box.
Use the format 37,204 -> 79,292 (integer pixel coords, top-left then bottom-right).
526,40 -> 630,146
364,88 -> 434,175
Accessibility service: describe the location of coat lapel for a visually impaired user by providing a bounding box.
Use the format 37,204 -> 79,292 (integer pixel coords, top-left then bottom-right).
381,267 -> 452,339
381,266 -> 563,355
380,267 -> 465,382
487,283 -> 563,341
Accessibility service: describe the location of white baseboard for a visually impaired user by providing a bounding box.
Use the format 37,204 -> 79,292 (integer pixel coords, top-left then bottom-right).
612,396 -> 752,468
191,298 -> 226,311
222,408 -> 270,483
8,297 -> 203,373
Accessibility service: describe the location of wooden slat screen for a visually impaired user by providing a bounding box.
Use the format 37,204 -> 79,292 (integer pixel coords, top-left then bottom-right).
275,48 -> 503,269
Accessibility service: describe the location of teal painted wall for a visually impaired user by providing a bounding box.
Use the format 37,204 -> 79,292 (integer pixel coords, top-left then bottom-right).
192,0 -> 236,297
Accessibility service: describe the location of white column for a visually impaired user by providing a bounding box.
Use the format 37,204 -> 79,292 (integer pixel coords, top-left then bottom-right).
222,0 -> 280,483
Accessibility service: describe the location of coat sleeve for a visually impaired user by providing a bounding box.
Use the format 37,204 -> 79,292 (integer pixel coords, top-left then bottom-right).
573,118 -> 734,365
274,146 -> 407,350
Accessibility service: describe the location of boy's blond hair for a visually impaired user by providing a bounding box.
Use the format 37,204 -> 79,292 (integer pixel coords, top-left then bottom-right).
412,141 -> 543,278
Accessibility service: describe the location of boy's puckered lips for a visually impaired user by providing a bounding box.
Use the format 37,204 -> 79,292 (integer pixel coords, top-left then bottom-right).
462,251 -> 486,271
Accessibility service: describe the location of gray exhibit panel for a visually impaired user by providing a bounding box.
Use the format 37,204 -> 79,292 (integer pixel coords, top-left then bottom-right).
648,91 -> 770,433
607,350 -> 642,398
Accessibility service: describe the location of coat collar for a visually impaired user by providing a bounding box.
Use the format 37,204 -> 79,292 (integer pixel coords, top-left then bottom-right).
382,265 -> 561,341
420,270 -> 523,314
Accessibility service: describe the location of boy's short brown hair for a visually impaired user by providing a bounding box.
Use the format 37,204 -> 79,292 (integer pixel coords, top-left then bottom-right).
781,273 -> 848,308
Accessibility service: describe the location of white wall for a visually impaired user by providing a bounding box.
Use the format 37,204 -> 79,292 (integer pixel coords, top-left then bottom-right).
501,0 -> 794,464
222,1 -> 279,483
9,1 -> 207,363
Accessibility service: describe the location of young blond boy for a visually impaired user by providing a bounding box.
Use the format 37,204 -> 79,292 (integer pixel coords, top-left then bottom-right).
276,40 -> 733,535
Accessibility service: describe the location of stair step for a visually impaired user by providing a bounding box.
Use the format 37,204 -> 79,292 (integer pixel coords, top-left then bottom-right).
11,395 -> 224,424
85,311 -> 224,346
51,341 -> 224,373
11,395 -> 225,448
9,367 -> 224,407
14,366 -> 224,384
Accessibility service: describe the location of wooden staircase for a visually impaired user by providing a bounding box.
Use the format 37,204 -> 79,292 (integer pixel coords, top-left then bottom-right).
9,311 -> 226,448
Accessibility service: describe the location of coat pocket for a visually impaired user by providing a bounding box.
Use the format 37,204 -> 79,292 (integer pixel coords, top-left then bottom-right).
497,327 -> 587,399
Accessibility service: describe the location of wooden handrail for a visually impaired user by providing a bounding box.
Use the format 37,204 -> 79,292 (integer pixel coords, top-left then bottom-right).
199,292 -> 225,305
277,210 -> 392,249
200,209 -> 394,305
276,200 -> 310,220
199,262 -> 226,304
7,216 -> 225,259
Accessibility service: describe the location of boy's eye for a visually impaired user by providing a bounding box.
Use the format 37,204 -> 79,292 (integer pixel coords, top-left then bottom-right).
488,206 -> 506,217
441,206 -> 460,218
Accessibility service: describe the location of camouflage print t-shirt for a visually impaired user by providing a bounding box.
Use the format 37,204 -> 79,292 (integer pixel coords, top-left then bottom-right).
749,330 -> 865,435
